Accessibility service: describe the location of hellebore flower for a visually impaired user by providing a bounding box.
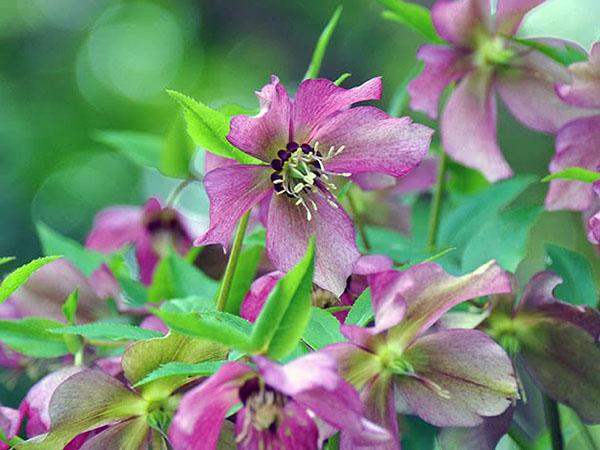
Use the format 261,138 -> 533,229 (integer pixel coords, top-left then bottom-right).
588,182 -> 600,244
325,261 -> 517,449
86,197 -> 198,284
197,76 -> 433,295
408,0 -> 589,181
169,353 -> 391,450
546,42 -> 600,211
240,255 -> 393,322
0,404 -> 20,450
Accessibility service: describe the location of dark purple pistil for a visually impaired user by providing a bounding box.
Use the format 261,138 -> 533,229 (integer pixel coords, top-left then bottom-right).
270,159 -> 283,171
301,143 -> 313,154
286,142 -> 299,152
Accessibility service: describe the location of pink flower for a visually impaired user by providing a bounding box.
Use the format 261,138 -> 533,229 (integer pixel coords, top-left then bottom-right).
0,404 -> 20,450
196,76 -> 433,295
408,0 -> 590,181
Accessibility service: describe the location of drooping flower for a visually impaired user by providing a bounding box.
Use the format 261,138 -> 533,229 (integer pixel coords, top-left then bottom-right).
324,261 -> 517,449
196,76 -> 433,295
408,0 -> 590,181
240,255 -> 393,322
169,353 -> 390,450
546,42 -> 600,211
86,197 -> 200,284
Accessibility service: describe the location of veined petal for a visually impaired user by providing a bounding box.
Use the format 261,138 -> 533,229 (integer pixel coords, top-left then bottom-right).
322,343 -> 382,391
409,45 -> 471,119
589,209 -> 600,244
393,156 -> 438,194
545,116 -> 600,211
227,75 -> 292,163
196,165 -> 272,248
494,0 -> 544,36
350,172 -> 397,191
85,205 -> 145,253
431,0 -> 491,46
316,107 -> 433,178
438,408 -> 514,450
398,330 -> 517,427
266,191 -> 359,296
441,70 -> 512,182
78,417 -> 148,450
204,152 -> 238,173
169,362 -> 252,450
557,42 -> 600,108
240,271 -> 284,322
292,78 -> 382,143
353,255 -> 394,276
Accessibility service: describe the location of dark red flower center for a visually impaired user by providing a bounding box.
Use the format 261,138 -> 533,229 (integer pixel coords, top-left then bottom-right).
238,377 -> 288,434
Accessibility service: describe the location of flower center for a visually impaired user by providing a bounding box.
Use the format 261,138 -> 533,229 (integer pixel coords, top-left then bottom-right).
144,209 -> 187,256
238,378 -> 288,435
270,141 -> 348,220
473,35 -> 515,68
311,285 -> 340,309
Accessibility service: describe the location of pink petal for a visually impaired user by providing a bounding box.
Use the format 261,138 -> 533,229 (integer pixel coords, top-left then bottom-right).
0,406 -> 21,450
545,116 -> 600,211
431,0 -> 491,46
266,191 -> 360,296
293,78 -> 382,143
169,362 -> 251,450
393,156 -> 438,194
589,209 -> 600,245
398,329 -> 517,427
353,255 -> 394,276
438,408 -> 514,450
409,45 -> 470,119
441,70 -> 512,182
351,172 -> 397,191
85,205 -> 144,252
557,42 -> 600,108
316,107 -> 433,178
227,75 -> 292,163
204,152 -> 238,173
494,0 -> 544,35
240,271 -> 284,322
195,164 -> 272,248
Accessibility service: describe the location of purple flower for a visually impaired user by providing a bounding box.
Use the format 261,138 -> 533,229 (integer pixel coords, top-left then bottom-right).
196,76 -> 433,295
324,261 -> 517,449
169,353 -> 390,450
588,182 -> 600,244
0,404 -> 20,450
546,42 -> 600,211
408,0 -> 590,181
86,197 -> 198,285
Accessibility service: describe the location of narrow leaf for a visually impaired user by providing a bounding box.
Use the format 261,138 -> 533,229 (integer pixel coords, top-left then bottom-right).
542,167 -> 600,183
224,244 -> 264,315
304,6 -> 343,80
0,257 -> 15,266
512,37 -> 588,66
302,308 -> 345,350
93,130 -> 162,170
62,289 -> 79,325
50,322 -> 163,341
379,0 -> 444,44
388,61 -> 424,117
345,288 -> 374,327
161,112 -> 196,178
134,360 -> 227,388
0,255 -> 62,304
0,318 -> 68,358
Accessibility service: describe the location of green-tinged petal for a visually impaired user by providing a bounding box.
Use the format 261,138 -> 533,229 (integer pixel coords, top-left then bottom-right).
74,417 -> 149,450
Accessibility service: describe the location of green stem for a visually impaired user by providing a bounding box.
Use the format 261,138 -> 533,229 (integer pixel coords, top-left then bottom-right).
508,423 -> 531,450
166,177 -> 195,208
74,345 -> 84,366
346,189 -> 371,251
544,396 -> 564,450
573,412 -> 599,450
215,211 -> 251,312
427,150 -> 448,250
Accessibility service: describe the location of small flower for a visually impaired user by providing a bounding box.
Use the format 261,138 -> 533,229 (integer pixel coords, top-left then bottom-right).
324,261 -> 517,449
408,0 -> 590,181
169,353 -> 391,450
197,76 -> 433,295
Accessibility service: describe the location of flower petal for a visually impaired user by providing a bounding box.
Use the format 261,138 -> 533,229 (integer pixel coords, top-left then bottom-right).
316,107 -> 433,178
393,156 -> 438,194
350,172 -> 397,191
293,77 -> 382,143
169,362 -> 252,450
557,42 -> 600,108
0,406 -> 21,450
494,0 -> 544,35
227,75 -> 292,162
409,45 -> 470,119
85,205 -> 145,252
438,408 -> 514,450
78,418 -> 148,450
240,271 -> 284,322
589,207 -> 600,245
431,0 -> 491,46
545,116 -> 600,211
399,329 -> 517,427
441,70 -> 512,182
266,192 -> 359,296
196,164 -> 272,248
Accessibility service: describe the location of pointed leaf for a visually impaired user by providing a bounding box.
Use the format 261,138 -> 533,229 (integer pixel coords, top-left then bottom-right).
50,322 -> 163,341
0,317 -> 68,358
303,6 -> 343,80
378,0 -> 444,44
224,244 -> 264,315
133,360 -> 227,389
0,255 -> 61,304
542,167 -> 600,183
345,288 -> 374,327
161,112 -> 196,178
302,307 -> 345,350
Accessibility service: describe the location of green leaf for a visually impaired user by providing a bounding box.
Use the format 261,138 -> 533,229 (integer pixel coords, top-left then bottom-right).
512,37 -> 588,66
0,318 -> 69,358
116,275 -> 149,307
0,255 -> 62,304
62,289 -> 79,325
224,244 -> 264,315
302,307 -> 345,350
93,130 -> 162,171
0,256 -> 15,266
345,288 -> 374,326
388,61 -> 424,117
167,90 -> 262,165
542,167 -> 600,183
545,244 -> 598,307
250,238 -> 315,359
378,0 -> 444,44
303,6 -> 343,80
37,222 -> 105,276
134,360 -> 227,388
50,322 -> 163,341
161,113 -> 196,178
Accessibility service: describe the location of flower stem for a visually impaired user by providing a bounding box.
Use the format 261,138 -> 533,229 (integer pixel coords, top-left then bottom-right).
572,411 -> 599,450
346,189 -> 371,251
427,150 -> 448,251
544,396 -> 564,450
166,177 -> 195,208
508,423 -> 531,450
215,211 -> 251,312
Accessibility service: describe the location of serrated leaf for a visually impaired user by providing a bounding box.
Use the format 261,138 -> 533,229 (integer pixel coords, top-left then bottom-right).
37,222 -> 105,276
304,6 -> 343,80
161,113 -> 196,178
379,0 -> 444,44
545,244 -> 598,307
542,167 -> 600,183
50,322 -> 163,341
62,289 -> 79,325
0,317 -> 68,358
93,130 -> 162,170
167,90 -> 262,165
0,255 -> 62,304
302,308 -> 345,350
345,288 -> 374,327
134,360 -> 227,388
251,239 -> 315,359
224,244 -> 264,315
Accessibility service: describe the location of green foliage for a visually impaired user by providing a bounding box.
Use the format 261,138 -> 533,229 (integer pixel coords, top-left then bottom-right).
116,275 -> 149,307
333,73 -> 352,86
345,288 -> 374,326
93,130 -> 162,172
134,360 -> 227,388
62,289 -> 79,325
0,257 -> 15,266
302,307 -> 345,350
224,244 -> 264,315
304,6 -> 343,80
250,238 -> 315,359
167,90 -> 262,165
51,322 -> 163,341
378,0 -> 444,43
545,244 -> 598,307
542,167 -> 600,183
0,318 -> 69,358
161,113 -> 197,178
513,38 -> 588,66
0,255 -> 61,304
389,61 -> 424,117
